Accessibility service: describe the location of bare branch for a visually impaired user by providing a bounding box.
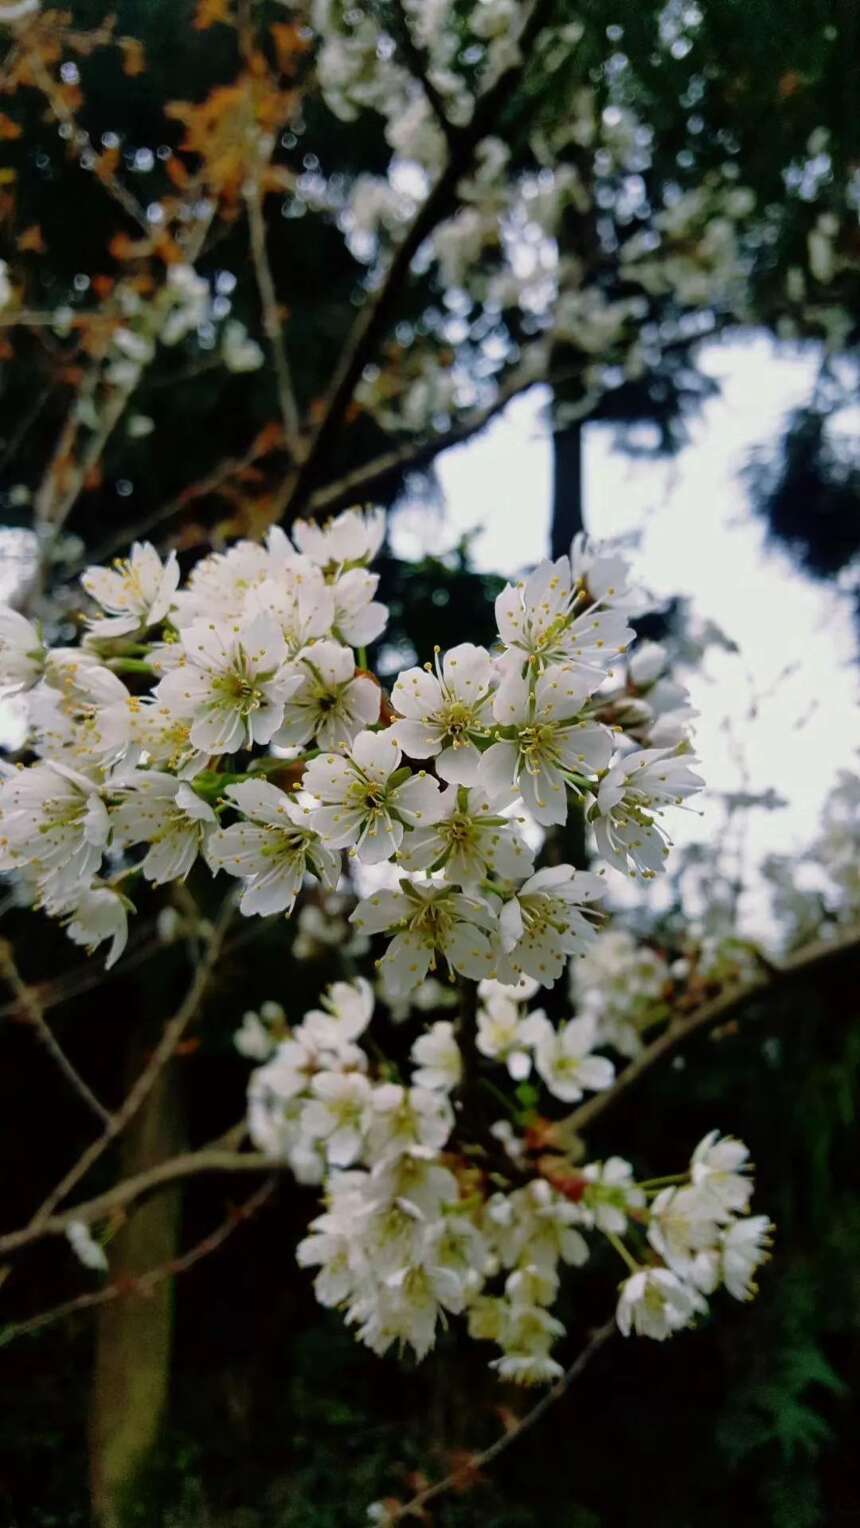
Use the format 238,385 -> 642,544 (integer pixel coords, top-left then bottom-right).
0,939 -> 111,1125
567,923 -> 860,1137
387,1317 -> 615,1522
26,891 -> 239,1230
245,174 -> 303,454
0,1179 -> 276,1344
0,1144 -> 274,1258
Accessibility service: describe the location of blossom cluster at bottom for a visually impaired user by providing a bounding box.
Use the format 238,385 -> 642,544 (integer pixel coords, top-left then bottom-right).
241,979 -> 773,1382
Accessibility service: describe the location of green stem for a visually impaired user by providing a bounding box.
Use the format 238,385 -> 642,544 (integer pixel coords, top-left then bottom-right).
107,658 -> 155,676
637,1173 -> 689,1192
606,1231 -> 640,1275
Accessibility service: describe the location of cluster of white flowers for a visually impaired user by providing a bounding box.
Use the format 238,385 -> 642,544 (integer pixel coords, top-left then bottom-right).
0,511 -> 702,974
241,975 -> 771,1377
1,505 -> 774,1379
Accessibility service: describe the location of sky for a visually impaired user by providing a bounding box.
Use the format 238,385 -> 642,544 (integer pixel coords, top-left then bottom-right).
391,334 -> 860,934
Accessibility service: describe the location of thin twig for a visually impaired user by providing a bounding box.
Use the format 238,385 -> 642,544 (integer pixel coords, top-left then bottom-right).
24,49 -> 151,235
26,891 -> 239,1229
0,940 -> 111,1125
566,922 -> 860,1136
0,1144 -> 273,1257
0,1178 -> 276,1345
388,0 -> 459,151
387,1318 -> 615,1521
0,926 -> 161,1023
245,174 -> 303,454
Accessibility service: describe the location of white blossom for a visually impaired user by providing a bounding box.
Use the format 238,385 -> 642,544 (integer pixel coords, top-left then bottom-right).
303,978 -> 375,1051
207,778 -> 340,915
616,1267 -> 705,1340
155,614 -> 301,754
0,761 -> 109,903
0,605 -> 44,695
350,881 -> 497,994
532,1012 -> 615,1103
481,665 -> 612,825
496,866 -> 605,985
594,747 -> 704,877
110,771 -> 216,884
62,881 -> 130,969
272,640 -> 380,752
81,542 -> 179,640
304,729 -> 442,863
720,1215 -> 773,1301
398,782 -> 532,885
66,1220 -> 109,1273
410,1020 -> 462,1092
689,1131 -> 753,1218
390,643 -> 496,785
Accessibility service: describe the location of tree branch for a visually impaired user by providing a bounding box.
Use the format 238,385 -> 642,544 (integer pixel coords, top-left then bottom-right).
388,0 -> 459,152
276,0 -> 557,520
386,1317 -> 615,1522
25,891 -> 238,1230
245,174 -> 303,454
566,923 -> 860,1137
0,939 -> 111,1125
0,1143 -> 275,1257
0,1179 -> 276,1344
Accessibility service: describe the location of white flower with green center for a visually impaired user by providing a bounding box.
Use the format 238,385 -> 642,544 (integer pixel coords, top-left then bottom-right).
720,1215 -> 773,1301
304,729 -> 442,865
171,539 -> 271,628
303,1070 -> 374,1167
689,1131 -> 753,1218
579,1157 -> 646,1235
109,770 -> 216,885
350,879 -> 497,995
476,988 -> 545,1080
398,783 -> 533,886
494,555 -> 634,681
272,639 -> 380,753
646,1185 -> 722,1277
480,665 -> 613,826
81,541 -> 179,640
0,604 -> 45,695
0,760 -> 109,903
616,1267 -> 706,1340
207,778 -> 339,916
594,746 -> 703,877
532,1012 -> 615,1103
496,865 -> 605,986
389,643 -> 496,785
29,651 -> 134,768
155,613 -> 301,754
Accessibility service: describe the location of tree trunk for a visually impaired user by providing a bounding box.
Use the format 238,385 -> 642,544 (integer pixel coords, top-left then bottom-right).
550,421 -> 584,560
89,1054 -> 185,1528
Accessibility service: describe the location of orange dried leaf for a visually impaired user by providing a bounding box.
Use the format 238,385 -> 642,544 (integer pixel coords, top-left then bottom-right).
17,224 -> 45,253
193,0 -> 233,28
0,112 -> 22,141
119,37 -> 146,77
